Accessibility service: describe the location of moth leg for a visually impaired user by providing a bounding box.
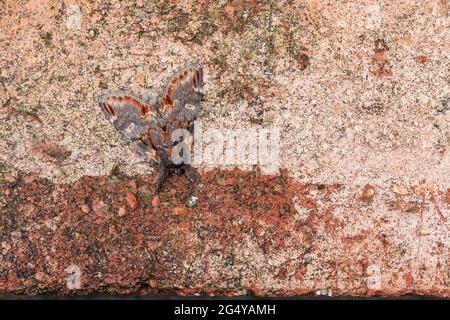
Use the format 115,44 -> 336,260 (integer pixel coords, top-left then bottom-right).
154,165 -> 169,192
184,165 -> 199,183
152,146 -> 173,192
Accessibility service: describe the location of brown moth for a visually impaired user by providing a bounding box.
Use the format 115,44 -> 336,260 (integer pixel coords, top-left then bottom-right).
98,62 -> 203,191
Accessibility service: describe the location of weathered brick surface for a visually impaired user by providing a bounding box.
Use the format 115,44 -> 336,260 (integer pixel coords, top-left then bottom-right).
0,171 -> 448,296
0,1 -> 448,296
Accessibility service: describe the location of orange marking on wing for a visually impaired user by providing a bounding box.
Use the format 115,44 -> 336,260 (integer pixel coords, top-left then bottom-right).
193,70 -> 199,88
162,98 -> 173,113
162,85 -> 175,112
111,96 -> 155,118
103,102 -> 116,116
147,149 -> 159,163
141,105 -> 156,118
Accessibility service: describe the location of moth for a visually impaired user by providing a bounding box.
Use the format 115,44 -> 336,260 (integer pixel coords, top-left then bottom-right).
98,62 -> 203,191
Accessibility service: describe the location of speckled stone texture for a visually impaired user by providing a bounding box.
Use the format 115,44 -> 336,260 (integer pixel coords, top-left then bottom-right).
0,0 -> 448,296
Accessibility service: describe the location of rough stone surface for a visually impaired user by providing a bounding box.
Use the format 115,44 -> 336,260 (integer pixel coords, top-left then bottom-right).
0,0 -> 448,296
0,171 -> 448,296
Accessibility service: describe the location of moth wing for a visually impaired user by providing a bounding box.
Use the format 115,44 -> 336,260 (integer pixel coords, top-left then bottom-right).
98,91 -> 163,165
160,62 -> 203,122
